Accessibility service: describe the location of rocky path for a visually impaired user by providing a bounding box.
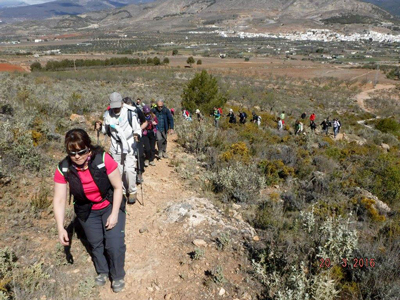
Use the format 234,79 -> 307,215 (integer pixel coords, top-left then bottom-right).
96,135 -> 258,300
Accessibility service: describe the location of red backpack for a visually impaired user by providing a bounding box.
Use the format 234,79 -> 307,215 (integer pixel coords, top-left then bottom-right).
218,107 -> 223,115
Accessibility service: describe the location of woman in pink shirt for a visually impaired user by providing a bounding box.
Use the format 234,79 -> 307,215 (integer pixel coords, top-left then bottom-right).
53,128 -> 126,293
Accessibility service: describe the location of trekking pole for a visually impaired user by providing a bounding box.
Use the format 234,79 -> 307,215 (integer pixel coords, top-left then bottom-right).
134,140 -> 144,206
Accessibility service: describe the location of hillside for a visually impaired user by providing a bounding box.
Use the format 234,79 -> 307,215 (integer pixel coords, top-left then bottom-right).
0,0 -> 398,35
0,0 -> 154,23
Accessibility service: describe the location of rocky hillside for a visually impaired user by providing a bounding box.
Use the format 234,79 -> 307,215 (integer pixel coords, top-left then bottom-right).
0,0 -> 154,23
0,0 -> 397,35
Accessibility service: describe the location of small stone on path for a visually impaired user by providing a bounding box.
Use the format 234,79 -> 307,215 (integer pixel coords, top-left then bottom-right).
193,239 -> 207,247
219,287 -> 226,296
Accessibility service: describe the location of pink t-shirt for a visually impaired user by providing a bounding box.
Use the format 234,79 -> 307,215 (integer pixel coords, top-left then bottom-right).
54,153 -> 118,210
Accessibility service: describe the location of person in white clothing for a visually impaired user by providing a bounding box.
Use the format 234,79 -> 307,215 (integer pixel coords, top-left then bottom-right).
102,92 -> 142,204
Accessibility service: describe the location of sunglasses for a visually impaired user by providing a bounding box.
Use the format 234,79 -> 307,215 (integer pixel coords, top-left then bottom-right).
68,148 -> 90,156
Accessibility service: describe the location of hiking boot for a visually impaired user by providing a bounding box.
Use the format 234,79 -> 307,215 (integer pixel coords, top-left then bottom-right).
94,273 -> 108,286
149,160 -> 156,166
127,193 -> 137,205
136,173 -> 143,184
158,151 -> 163,159
162,152 -> 169,158
144,160 -> 149,167
112,279 -> 125,293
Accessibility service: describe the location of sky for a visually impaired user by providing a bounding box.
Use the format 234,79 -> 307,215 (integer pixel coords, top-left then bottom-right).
0,0 -> 55,4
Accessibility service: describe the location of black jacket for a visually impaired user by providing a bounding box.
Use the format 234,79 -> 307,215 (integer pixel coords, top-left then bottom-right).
58,151 -> 125,221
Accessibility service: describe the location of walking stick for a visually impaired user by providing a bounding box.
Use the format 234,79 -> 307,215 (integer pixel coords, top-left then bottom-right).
134,137 -> 144,206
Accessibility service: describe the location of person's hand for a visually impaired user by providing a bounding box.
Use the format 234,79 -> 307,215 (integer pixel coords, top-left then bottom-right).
168,129 -> 174,134
105,213 -> 118,230
58,228 -> 70,246
95,122 -> 101,130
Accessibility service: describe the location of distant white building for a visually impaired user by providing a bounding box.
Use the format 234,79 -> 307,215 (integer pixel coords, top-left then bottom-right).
34,39 -> 43,43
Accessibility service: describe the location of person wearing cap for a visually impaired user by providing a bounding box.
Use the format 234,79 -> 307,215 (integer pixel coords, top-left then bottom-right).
151,99 -> 174,159
102,92 -> 142,204
142,105 -> 158,166
195,109 -> 203,122
227,108 -> 236,124
122,97 -> 147,184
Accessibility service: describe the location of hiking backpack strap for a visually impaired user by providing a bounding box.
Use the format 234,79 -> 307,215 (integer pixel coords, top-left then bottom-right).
58,158 -> 73,205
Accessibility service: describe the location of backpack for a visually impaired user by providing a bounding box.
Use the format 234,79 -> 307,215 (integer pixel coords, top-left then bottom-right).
218,107 -> 223,115
105,106 -> 138,137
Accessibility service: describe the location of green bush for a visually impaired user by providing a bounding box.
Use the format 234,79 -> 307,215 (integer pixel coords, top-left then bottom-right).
181,70 -> 227,114
375,118 -> 400,134
30,62 -> 42,72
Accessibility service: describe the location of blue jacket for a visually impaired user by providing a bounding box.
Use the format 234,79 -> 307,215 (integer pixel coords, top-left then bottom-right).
152,106 -> 174,133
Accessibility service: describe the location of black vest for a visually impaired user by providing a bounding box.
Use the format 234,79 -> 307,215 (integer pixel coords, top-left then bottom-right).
58,152 -> 125,221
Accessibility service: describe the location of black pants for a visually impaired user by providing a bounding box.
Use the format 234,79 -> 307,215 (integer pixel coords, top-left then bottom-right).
142,131 -> 157,162
78,205 -> 126,281
136,138 -> 145,174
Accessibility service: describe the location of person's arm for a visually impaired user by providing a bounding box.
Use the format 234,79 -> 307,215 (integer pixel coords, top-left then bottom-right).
166,108 -> 174,133
136,109 -> 148,130
105,168 -> 123,230
53,182 -> 69,246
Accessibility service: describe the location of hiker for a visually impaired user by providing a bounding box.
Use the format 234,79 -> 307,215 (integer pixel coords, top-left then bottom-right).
252,111 -> 261,126
142,105 -> 158,167
195,109 -> 204,122
333,118 -> 339,138
277,117 -> 283,131
320,119 -> 330,135
122,97 -> 148,184
136,98 -> 143,110
337,119 -> 342,133
280,111 -> 285,121
102,92 -> 142,204
310,120 -> 317,132
310,113 -> 316,122
182,109 -> 191,121
152,99 -> 174,159
227,109 -> 236,124
213,106 -> 221,128
301,112 -> 307,120
239,111 -> 247,124
53,128 -> 126,293
295,120 -> 301,135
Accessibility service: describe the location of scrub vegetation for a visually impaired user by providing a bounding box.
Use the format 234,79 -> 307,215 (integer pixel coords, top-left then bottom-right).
0,61 -> 399,299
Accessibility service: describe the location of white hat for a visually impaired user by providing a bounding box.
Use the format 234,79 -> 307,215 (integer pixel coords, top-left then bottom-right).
196,109 -> 200,114
229,108 -> 233,112
109,92 -> 122,109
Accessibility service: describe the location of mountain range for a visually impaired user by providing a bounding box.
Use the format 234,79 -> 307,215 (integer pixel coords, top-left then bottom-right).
0,0 -> 399,35
0,0 -> 154,22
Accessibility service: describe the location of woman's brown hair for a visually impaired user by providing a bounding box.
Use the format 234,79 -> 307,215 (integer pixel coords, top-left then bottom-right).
64,128 -> 92,154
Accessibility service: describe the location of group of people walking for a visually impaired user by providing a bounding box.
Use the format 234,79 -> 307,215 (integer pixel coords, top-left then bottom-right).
53,92 -> 174,293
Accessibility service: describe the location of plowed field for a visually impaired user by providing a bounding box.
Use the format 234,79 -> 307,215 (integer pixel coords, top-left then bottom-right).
0,63 -> 25,72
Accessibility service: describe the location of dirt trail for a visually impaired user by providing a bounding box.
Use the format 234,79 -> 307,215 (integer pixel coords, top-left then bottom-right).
99,136 -> 191,299
95,136 -> 256,299
355,83 -> 396,113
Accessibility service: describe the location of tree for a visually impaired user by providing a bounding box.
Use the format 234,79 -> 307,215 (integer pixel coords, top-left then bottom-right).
30,62 -> 42,72
153,57 -> 161,65
196,59 -> 202,65
163,57 -> 170,64
187,56 -> 195,67
172,49 -> 178,56
181,70 -> 227,114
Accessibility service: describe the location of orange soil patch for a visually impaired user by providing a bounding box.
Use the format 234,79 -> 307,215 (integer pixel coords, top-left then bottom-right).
0,63 -> 25,72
